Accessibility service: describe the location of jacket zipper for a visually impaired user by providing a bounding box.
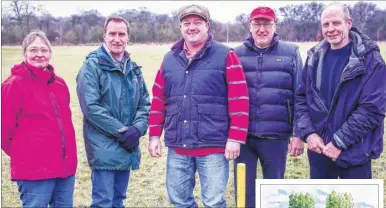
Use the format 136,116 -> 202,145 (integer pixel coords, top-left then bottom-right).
185,55 -> 196,130
252,45 -> 273,136
48,91 -> 67,176
286,99 -> 293,124
310,73 -> 341,141
311,62 -> 364,141
256,53 -> 263,133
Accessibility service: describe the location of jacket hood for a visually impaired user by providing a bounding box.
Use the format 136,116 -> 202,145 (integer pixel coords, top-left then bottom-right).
86,45 -> 132,71
11,62 -> 55,83
85,45 -> 115,65
306,27 -> 380,91
85,45 -> 142,73
307,27 -> 379,57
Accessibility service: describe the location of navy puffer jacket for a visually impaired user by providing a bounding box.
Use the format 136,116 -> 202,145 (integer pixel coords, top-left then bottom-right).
234,33 -> 303,139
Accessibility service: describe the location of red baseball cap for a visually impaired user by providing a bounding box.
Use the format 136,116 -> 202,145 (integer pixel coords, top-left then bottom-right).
249,6 -> 276,22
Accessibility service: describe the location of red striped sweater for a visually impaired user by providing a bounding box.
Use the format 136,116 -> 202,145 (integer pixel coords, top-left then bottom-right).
149,50 -> 249,156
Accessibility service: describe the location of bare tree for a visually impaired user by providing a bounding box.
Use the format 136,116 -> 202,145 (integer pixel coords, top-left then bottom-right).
8,0 -> 38,36
349,1 -> 377,32
23,1 -> 38,33
1,1 -> 386,45
9,0 -> 24,26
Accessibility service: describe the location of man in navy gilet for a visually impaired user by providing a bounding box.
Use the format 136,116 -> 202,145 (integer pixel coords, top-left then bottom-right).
148,4 -> 250,207
295,2 -> 386,179
233,6 -> 304,208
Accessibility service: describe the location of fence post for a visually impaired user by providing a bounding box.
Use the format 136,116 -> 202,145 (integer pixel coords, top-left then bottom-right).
237,163 -> 246,208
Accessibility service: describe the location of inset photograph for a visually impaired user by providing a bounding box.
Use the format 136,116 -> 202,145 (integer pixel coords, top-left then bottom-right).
256,179 -> 383,208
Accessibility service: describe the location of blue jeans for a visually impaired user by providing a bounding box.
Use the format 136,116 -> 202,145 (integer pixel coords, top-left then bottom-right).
234,138 -> 289,208
16,175 -> 75,208
166,148 -> 229,208
91,170 -> 131,208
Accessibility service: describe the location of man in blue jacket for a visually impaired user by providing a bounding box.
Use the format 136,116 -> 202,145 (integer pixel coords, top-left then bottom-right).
233,6 -> 304,208
295,2 -> 386,179
76,16 -> 150,207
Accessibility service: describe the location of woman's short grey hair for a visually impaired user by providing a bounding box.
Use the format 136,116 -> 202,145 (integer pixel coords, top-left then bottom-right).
22,31 -> 52,55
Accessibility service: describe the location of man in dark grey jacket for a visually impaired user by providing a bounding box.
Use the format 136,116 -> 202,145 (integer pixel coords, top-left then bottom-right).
233,6 -> 304,208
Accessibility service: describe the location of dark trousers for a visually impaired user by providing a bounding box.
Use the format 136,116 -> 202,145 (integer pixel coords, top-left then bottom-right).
234,137 -> 289,208
308,150 -> 372,179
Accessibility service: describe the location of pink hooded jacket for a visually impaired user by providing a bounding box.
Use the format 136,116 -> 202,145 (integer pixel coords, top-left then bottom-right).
1,62 -> 77,180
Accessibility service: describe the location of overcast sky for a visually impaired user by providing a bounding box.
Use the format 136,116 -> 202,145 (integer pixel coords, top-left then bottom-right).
9,1 -> 386,23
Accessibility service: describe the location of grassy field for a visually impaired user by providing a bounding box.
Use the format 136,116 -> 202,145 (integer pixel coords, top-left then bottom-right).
1,42 -> 386,207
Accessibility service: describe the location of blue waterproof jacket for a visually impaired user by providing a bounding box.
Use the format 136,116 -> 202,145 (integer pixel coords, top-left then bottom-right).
295,28 -> 386,168
76,45 -> 150,170
234,33 -> 303,139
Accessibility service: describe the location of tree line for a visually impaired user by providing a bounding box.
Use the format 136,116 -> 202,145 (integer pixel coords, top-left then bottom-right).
2,0 -> 386,45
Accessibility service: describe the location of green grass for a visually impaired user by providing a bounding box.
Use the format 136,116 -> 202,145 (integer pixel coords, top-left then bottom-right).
1,42 -> 386,207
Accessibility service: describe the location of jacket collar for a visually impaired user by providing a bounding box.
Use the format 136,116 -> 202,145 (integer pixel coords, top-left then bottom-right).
11,61 -> 56,84
171,33 -> 214,61
243,32 -> 279,52
86,45 -> 133,72
306,27 -> 379,90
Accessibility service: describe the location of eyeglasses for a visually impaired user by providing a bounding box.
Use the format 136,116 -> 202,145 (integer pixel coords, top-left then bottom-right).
27,48 -> 50,55
250,23 -> 274,29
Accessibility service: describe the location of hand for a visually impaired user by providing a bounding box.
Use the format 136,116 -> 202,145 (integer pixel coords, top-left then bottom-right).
323,142 -> 342,161
148,137 -> 162,158
224,141 -> 240,160
116,126 -> 141,152
306,133 -> 325,154
288,137 -> 304,157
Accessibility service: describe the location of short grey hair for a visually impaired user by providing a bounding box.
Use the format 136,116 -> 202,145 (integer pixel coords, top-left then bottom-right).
322,2 -> 351,20
22,31 -> 52,55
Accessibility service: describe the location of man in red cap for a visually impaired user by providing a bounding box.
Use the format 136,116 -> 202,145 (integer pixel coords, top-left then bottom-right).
148,4 -> 249,207
233,6 -> 304,207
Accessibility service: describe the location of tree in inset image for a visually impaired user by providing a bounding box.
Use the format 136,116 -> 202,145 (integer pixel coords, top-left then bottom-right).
326,191 -> 354,208
289,193 -> 315,208
343,192 -> 354,208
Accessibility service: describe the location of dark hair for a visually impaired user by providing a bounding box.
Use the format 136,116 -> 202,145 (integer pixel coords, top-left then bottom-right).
104,16 -> 130,34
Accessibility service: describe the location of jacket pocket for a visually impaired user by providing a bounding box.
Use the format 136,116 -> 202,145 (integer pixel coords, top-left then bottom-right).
164,104 -> 179,143
197,104 -> 229,142
286,99 -> 293,124
336,139 -> 370,168
361,138 -> 371,158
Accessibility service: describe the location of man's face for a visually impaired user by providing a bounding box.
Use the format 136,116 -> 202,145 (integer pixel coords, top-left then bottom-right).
249,18 -> 276,48
103,21 -> 129,56
321,6 -> 352,49
180,15 -> 209,45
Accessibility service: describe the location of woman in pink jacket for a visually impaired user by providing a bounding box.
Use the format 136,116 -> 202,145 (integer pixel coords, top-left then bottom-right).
1,31 -> 77,207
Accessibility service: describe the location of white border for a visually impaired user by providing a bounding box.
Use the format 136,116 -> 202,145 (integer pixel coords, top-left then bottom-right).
255,179 -> 384,208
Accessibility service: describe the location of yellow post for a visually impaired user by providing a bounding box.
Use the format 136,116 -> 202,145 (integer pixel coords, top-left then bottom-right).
237,163 -> 246,208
